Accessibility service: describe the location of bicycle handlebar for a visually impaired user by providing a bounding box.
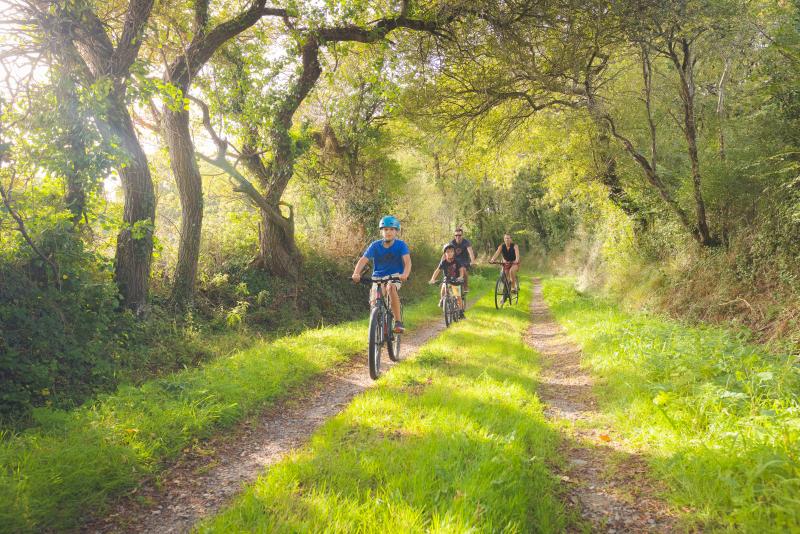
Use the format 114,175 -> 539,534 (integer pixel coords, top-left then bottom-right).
354,275 -> 403,285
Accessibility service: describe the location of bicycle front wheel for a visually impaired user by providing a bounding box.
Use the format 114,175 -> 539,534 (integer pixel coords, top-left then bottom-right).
368,307 -> 383,379
388,310 -> 402,362
444,297 -> 453,327
494,277 -> 505,309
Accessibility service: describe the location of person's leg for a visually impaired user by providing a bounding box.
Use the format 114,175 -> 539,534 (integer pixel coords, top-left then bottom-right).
510,264 -> 520,291
439,283 -> 446,306
388,284 -> 403,332
462,266 -> 469,291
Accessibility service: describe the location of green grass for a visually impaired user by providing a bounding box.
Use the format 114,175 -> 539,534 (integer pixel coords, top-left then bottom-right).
198,276 -> 567,533
0,279 -> 471,533
542,278 -> 800,532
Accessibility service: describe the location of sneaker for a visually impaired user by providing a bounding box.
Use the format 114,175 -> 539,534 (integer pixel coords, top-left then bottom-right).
512,287 -> 518,294
460,310 -> 466,319
393,321 -> 405,334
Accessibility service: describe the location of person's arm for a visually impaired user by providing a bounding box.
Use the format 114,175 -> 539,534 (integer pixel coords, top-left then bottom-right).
429,266 -> 441,284
352,256 -> 369,282
489,245 -> 502,262
467,245 -> 476,264
514,245 -> 521,264
400,254 -> 411,281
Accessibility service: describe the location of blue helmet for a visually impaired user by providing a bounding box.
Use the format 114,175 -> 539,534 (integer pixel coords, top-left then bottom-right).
379,215 -> 401,230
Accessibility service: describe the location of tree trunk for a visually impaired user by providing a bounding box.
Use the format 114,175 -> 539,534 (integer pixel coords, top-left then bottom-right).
57,77 -> 87,225
584,74 -> 640,218
257,203 -> 299,277
104,88 -> 155,314
164,106 -> 203,309
672,39 -> 715,246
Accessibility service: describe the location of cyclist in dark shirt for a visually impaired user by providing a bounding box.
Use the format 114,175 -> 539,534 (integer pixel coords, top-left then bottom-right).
489,233 -> 521,293
429,243 -> 466,311
445,227 -> 476,291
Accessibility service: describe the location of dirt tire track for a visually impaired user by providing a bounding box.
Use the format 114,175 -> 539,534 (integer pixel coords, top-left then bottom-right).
86,301 -> 472,534
525,278 -> 680,533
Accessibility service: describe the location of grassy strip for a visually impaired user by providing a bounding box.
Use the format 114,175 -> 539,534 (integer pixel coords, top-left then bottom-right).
0,278 -> 475,533
542,278 -> 800,531
198,276 -> 566,533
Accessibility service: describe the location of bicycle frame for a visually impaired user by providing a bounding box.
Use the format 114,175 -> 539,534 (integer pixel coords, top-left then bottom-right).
358,275 -> 402,378
490,261 -> 517,308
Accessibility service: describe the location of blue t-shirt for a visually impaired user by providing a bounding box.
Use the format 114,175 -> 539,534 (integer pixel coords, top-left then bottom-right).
363,239 -> 409,277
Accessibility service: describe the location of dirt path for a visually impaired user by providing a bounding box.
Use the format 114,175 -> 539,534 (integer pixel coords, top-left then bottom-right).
525,279 -> 680,533
87,307 -> 462,534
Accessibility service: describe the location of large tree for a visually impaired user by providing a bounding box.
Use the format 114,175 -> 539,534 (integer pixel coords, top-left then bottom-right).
155,0 -> 288,309
198,1 -> 455,276
28,0 -> 157,312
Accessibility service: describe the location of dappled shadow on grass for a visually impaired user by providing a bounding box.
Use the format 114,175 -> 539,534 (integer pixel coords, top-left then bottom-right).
200,387 -> 566,533
198,293 -> 569,533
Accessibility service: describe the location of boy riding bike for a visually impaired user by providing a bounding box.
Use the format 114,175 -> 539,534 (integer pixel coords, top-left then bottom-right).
351,216 -> 412,333
445,227 -> 476,292
429,243 -> 467,315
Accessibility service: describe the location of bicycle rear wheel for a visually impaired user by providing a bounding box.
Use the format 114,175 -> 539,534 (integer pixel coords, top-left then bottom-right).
368,307 -> 383,379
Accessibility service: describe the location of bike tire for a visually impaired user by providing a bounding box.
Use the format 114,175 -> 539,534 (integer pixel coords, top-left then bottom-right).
494,277 -> 505,309
388,308 -> 402,362
368,307 -> 383,379
444,297 -> 453,327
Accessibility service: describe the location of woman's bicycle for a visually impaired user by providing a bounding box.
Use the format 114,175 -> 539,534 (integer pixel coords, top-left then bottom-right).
358,275 -> 403,379
489,260 -> 519,309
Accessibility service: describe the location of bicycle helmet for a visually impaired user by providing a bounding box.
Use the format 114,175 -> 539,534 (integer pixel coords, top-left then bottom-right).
379,215 -> 401,230
442,243 -> 455,252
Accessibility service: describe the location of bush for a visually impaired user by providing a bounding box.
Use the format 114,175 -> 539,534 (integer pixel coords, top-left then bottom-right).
0,236 -> 119,420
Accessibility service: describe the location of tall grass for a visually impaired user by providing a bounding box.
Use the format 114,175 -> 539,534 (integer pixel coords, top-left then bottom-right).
543,278 -> 800,531
199,277 -> 567,533
0,283 -> 452,533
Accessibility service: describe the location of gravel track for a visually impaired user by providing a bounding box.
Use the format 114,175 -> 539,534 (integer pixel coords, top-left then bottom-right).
86,302 -> 468,534
526,278 -> 681,533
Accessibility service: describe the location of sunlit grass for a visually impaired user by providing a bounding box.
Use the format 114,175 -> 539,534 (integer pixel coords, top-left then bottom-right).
0,280 -> 471,533
543,278 -> 800,531
199,277 -> 567,533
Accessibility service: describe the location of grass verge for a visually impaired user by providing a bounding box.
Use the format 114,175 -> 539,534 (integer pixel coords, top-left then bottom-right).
0,276 -> 484,533
542,278 -> 800,531
198,276 -> 566,533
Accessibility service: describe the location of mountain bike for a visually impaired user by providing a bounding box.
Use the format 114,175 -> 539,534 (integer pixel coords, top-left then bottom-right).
489,261 -> 518,309
358,275 -> 403,379
432,277 -> 465,327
